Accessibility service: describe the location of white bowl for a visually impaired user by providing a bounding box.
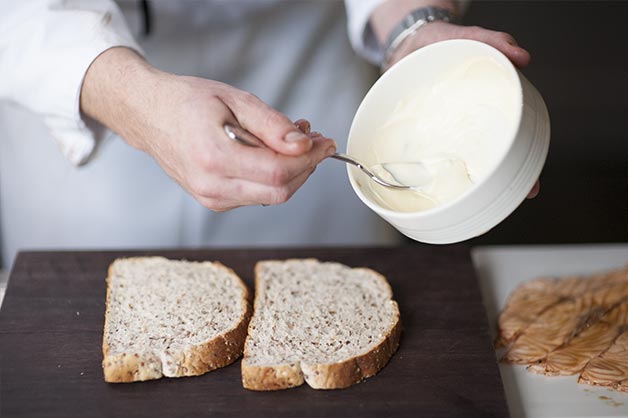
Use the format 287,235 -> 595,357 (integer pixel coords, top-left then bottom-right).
346,39 -> 550,244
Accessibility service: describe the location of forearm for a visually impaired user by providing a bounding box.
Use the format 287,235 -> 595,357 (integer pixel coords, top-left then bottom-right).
370,0 -> 459,45
80,47 -> 168,152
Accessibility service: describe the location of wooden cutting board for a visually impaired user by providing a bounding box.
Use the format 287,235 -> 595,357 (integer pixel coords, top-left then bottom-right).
0,246 -> 507,418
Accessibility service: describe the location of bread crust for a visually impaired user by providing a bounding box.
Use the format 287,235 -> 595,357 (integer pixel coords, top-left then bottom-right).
241,259 -> 401,390
241,362 -> 305,390
303,305 -> 401,389
102,257 -> 252,383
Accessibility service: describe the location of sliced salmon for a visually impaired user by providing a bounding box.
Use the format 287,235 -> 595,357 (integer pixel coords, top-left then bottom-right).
528,300 -> 628,376
495,277 -> 567,348
496,266 -> 628,349
579,330 -> 628,392
502,282 -> 628,364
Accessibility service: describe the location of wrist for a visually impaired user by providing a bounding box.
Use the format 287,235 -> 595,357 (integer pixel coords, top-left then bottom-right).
370,0 -> 458,45
80,47 -> 167,149
380,6 -> 457,69
384,20 -> 453,68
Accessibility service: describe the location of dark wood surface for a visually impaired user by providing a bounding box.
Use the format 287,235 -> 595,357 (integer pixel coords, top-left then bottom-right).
0,247 -> 507,418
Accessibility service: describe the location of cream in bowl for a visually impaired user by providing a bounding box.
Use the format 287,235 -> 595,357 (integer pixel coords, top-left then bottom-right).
347,39 -> 550,243
367,53 -> 519,212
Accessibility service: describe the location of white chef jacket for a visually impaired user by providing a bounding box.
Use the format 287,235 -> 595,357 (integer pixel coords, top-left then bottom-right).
0,0 -> 401,270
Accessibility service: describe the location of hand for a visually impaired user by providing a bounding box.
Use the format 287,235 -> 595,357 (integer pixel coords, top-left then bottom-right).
384,21 -> 531,70
80,48 -> 336,211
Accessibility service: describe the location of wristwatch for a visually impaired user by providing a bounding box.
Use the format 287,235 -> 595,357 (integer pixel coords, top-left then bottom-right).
382,6 -> 456,66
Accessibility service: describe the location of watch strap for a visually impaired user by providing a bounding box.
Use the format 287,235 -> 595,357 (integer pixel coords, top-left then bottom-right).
382,7 -> 455,66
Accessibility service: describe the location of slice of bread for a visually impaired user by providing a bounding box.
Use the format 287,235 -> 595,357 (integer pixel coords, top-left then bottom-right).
102,257 -> 251,383
241,259 -> 401,390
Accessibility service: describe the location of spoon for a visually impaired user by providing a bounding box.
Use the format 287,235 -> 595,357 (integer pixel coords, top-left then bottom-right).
223,123 -> 432,190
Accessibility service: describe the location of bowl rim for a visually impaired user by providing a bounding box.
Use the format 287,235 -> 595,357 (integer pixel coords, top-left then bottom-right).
347,39 -> 524,219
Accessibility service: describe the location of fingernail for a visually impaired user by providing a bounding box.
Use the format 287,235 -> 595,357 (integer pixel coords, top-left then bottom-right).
325,146 -> 336,157
294,119 -> 311,134
285,131 -> 310,142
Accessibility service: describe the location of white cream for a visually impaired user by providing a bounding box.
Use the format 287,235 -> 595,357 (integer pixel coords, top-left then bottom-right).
367,56 -> 519,212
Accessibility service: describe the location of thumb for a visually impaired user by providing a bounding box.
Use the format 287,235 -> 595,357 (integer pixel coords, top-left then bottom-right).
221,90 -> 312,156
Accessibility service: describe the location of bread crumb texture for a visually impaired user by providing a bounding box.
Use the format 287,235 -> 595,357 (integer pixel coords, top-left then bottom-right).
102,257 -> 251,383
242,259 -> 401,390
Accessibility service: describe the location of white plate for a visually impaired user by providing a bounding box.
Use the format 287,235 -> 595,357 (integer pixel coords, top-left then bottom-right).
472,244 -> 628,418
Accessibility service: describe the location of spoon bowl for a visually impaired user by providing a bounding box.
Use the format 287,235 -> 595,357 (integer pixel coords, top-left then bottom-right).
329,153 -> 414,190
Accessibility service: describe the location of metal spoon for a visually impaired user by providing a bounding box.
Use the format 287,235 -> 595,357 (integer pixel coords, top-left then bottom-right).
224,123 -> 430,190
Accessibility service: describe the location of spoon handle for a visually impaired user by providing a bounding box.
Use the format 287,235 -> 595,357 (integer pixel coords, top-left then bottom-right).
224,123 -> 265,147
223,123 -> 409,189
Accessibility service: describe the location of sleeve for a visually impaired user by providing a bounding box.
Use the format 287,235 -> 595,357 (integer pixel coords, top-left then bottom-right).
344,0 -> 470,66
0,0 -> 143,166
344,0 -> 385,66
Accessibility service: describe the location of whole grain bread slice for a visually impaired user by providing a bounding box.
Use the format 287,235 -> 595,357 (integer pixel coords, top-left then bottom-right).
241,259 -> 401,390
102,257 -> 252,383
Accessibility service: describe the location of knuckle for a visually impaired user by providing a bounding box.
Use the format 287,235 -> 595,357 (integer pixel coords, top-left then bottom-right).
188,178 -> 215,199
242,91 -> 259,102
204,201 -> 220,211
187,177 -> 204,196
268,164 -> 292,187
240,91 -> 262,108
497,31 -> 513,41
196,182 -> 246,211
195,150 -> 220,172
198,196 -> 231,212
198,196 -> 218,211
263,111 -> 289,131
268,186 -> 292,205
